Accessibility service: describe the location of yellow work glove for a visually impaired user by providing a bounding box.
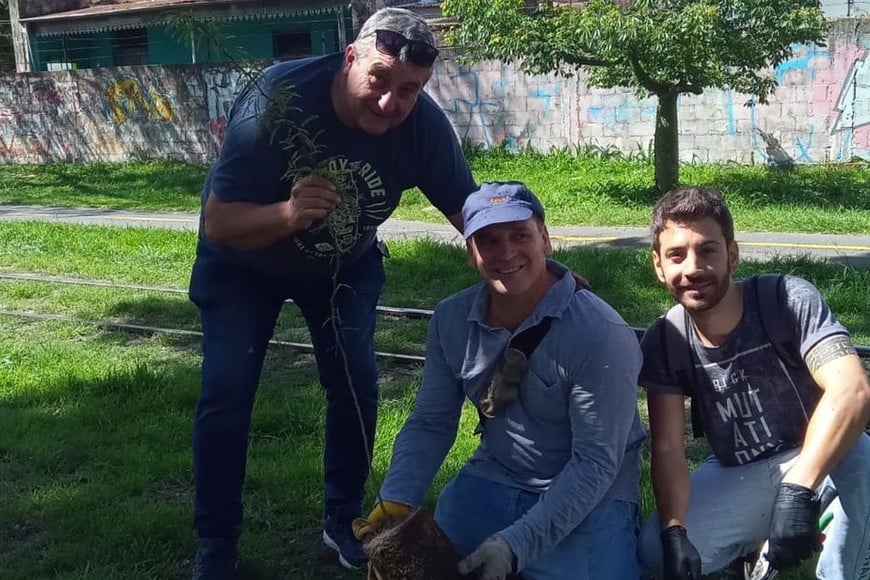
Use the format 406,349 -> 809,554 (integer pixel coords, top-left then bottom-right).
352,500 -> 412,541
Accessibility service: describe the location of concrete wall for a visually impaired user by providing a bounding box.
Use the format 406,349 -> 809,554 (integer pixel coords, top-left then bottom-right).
823,0 -> 870,18
0,65 -> 215,163
1,17 -> 868,165
424,17 -> 870,165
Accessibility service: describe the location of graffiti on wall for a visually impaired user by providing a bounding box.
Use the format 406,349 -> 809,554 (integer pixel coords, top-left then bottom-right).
584,96 -> 657,134
740,36 -> 869,164
428,63 -> 549,150
0,20 -> 867,165
428,66 -> 502,146
203,69 -> 243,155
0,76 -> 77,162
105,78 -> 175,126
833,49 -> 870,156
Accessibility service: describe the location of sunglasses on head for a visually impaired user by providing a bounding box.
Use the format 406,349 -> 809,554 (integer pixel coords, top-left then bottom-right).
374,29 -> 439,68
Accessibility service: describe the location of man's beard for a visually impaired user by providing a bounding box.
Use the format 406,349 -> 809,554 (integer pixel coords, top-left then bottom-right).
674,274 -> 730,313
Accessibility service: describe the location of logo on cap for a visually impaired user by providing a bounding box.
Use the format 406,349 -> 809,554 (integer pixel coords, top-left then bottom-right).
489,196 -> 508,204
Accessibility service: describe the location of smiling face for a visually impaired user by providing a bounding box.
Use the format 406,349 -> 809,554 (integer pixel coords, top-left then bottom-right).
335,43 -> 431,135
653,217 -> 739,313
467,218 -> 553,298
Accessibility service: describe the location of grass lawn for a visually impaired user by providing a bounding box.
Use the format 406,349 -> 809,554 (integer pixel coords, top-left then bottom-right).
1,151 -> 868,234
2,222 -> 867,579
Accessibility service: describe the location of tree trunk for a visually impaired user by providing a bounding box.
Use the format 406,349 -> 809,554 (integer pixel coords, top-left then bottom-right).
654,91 -> 679,193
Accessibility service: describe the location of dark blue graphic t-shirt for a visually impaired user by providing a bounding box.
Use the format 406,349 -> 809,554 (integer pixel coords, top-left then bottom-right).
198,53 -> 475,278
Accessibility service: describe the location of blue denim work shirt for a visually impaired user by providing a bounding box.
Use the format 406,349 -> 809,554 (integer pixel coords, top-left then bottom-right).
380,261 -> 646,569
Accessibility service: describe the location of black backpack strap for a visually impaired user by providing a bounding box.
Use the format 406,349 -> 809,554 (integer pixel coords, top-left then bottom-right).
474,316 -> 554,435
511,270 -> 588,358
753,274 -> 802,369
509,317 -> 554,358
572,272 -> 591,292
474,274 -> 586,435
663,305 -> 705,438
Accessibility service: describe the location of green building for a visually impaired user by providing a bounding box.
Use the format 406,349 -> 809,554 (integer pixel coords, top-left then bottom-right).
12,0 -> 352,72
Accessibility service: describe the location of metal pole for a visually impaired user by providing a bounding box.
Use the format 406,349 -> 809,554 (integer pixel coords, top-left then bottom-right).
337,8 -> 347,49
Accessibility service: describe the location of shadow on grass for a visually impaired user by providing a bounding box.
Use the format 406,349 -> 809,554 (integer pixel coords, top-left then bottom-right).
552,246 -> 670,327
467,148 -> 870,213
1,359 -> 201,579
104,294 -> 201,331
382,238 -> 666,320
386,239 -> 870,345
0,161 -> 206,210
589,183 -> 662,209
592,160 -> 870,212
382,239 -> 476,307
0,321 -> 367,579
3,240 -> 865,579
692,164 -> 870,210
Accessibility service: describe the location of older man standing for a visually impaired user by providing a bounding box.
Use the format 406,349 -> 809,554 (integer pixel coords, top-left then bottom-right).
188,8 -> 476,578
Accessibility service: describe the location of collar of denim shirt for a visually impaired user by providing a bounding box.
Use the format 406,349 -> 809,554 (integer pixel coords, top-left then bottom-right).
466,259 -> 578,333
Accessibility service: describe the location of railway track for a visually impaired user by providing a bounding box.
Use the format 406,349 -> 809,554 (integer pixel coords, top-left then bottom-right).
1,272 -> 868,365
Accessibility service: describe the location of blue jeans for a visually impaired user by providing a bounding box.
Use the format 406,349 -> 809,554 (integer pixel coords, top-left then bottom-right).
433,470 -> 641,579
638,433 -> 870,579
188,244 -> 385,539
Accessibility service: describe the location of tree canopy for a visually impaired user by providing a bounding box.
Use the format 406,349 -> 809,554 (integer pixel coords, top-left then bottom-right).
441,0 -> 827,190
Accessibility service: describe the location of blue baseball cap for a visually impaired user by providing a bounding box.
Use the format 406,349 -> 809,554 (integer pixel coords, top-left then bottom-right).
462,181 -> 546,239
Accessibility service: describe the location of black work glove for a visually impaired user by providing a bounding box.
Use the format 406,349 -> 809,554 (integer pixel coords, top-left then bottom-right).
766,482 -> 822,570
661,525 -> 702,580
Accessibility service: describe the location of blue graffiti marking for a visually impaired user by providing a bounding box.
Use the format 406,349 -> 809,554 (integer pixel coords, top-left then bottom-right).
586,97 -> 655,131
529,85 -> 561,117
749,102 -> 769,163
441,68 -> 502,146
727,90 -> 736,135
795,126 -> 814,162
837,130 -> 853,161
775,44 -> 830,84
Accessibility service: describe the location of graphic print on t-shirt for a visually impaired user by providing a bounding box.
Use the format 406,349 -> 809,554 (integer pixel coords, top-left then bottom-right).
699,342 -> 801,465
258,72 -> 395,263
294,155 -> 393,260
639,276 -> 841,467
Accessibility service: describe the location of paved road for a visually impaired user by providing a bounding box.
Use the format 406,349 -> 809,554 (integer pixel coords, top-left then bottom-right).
2,204 -> 869,266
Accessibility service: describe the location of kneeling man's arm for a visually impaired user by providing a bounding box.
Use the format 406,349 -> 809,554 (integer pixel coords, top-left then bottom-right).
784,334 -> 870,489
648,391 -> 692,529
499,322 -> 643,571
380,313 -> 465,506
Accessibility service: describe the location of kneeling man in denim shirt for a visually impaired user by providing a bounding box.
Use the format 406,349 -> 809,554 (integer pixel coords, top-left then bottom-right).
354,181 -> 646,579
